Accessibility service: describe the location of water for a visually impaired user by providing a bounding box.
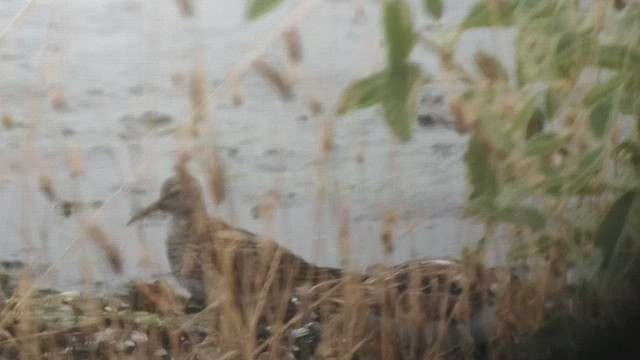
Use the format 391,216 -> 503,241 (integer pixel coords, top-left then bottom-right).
0,0 -> 516,292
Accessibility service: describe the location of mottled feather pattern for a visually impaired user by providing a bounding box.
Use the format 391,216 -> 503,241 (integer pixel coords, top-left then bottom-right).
129,170 -> 500,358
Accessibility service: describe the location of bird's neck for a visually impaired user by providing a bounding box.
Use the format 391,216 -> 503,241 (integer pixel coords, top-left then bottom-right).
166,212 -> 203,278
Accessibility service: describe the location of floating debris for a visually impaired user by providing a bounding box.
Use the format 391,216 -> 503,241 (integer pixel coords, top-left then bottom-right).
140,111 -> 174,130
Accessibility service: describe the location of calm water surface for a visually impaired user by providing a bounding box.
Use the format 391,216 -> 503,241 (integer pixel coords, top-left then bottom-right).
0,0 -> 516,292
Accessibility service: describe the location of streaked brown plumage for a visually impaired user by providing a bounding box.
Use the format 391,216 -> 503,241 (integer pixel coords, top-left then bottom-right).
128,169 -> 344,322
317,259 -> 499,359
129,168 -> 500,358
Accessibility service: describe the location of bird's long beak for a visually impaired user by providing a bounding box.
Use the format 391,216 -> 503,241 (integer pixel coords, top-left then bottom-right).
127,201 -> 162,225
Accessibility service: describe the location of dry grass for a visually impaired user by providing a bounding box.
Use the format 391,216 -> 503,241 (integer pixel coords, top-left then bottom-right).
0,223 -> 566,359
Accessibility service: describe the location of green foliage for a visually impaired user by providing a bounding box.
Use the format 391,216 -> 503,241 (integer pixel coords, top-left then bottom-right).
523,133 -> 565,157
465,135 -> 498,201
460,0 -> 518,29
246,0 -> 285,20
589,90 -> 619,138
423,0 -> 443,19
383,0 -> 416,67
495,206 -> 546,230
335,71 -> 386,115
510,95 -> 538,131
617,140 -> 640,177
582,74 -> 626,107
381,63 -> 426,141
515,315 -> 590,360
562,148 -> 604,195
250,0 -> 640,355
342,0 -> 640,354
336,0 -> 427,141
514,311 -> 640,360
595,191 -> 636,271
517,190 -> 640,359
336,64 -> 427,141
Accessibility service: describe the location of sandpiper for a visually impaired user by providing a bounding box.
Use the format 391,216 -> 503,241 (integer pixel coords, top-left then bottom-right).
128,168 -> 344,321
129,168 -> 500,358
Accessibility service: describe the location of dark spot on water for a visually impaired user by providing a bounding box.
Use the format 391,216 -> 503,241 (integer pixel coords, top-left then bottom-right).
251,205 -> 260,219
87,87 -> 104,96
418,114 -> 436,127
265,148 -> 283,156
140,112 -> 173,129
61,127 -> 75,136
128,85 -> 145,95
431,143 -> 455,157
227,146 -> 239,158
0,260 -> 25,270
60,201 -> 81,217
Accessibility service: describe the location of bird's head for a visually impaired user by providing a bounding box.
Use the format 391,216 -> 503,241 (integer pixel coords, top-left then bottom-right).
127,172 -> 203,225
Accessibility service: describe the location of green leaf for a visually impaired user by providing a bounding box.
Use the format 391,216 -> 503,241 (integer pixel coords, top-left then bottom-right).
383,0 -> 415,66
589,92 -> 619,138
582,74 -> 626,107
495,205 -> 546,230
627,195 -> 640,253
423,0 -> 443,19
552,30 -> 595,80
617,140 -> 640,172
335,71 -> 386,115
496,184 -> 529,208
465,135 -> 498,201
596,44 -> 640,70
544,81 -> 571,118
460,0 -> 517,29
525,108 -> 546,139
596,191 -> 635,269
620,80 -> 640,115
483,119 -> 514,155
562,148 -> 605,194
515,0 -> 555,20
381,63 -> 426,141
524,133 -> 565,157
246,0 -> 285,20
511,96 -> 537,131
466,195 -> 498,217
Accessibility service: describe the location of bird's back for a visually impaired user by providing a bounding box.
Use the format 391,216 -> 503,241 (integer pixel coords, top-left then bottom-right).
201,217 -> 344,321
